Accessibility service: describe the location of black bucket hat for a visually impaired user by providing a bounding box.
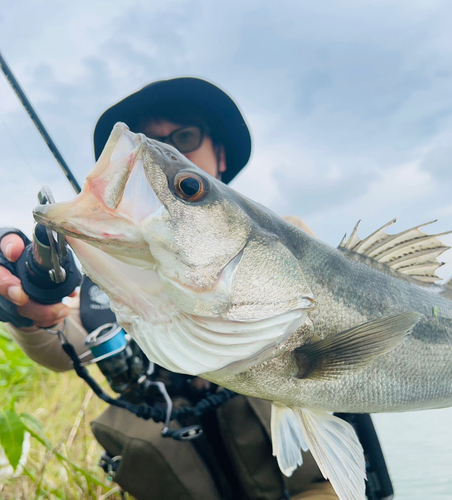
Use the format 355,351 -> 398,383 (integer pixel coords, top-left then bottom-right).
93,77 -> 251,184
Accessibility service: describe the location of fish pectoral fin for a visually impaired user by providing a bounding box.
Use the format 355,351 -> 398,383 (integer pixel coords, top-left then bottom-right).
294,312 -> 422,380
271,403 -> 366,500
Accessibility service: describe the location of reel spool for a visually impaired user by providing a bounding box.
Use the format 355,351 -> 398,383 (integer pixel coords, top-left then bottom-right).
82,323 -> 144,394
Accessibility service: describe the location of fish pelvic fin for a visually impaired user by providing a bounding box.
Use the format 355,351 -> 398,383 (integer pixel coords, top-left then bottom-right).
271,403 -> 366,500
271,403 -> 308,476
338,219 -> 451,284
294,312 -> 421,380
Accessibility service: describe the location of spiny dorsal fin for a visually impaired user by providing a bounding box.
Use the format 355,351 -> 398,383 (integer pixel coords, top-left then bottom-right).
339,219 -> 451,284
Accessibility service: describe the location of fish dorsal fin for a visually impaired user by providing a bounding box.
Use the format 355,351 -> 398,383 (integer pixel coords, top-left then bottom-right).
339,219 -> 451,284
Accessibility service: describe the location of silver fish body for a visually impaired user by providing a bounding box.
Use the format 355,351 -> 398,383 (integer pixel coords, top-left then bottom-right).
33,123 -> 452,500
205,233 -> 452,413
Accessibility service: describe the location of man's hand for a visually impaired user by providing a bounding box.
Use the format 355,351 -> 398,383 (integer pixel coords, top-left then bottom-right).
0,234 -> 71,328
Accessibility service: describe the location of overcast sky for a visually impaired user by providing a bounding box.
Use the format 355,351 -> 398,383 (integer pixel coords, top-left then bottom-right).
1,1 -> 452,494
1,0 -> 452,263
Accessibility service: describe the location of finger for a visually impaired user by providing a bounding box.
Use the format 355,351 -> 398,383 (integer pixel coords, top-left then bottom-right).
0,234 -> 25,262
0,266 -> 29,306
17,301 -> 71,328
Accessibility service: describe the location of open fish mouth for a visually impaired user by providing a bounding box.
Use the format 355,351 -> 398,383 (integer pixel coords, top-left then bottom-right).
33,123 -> 163,263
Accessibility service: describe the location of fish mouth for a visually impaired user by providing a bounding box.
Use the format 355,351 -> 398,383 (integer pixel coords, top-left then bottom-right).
33,123 -> 163,264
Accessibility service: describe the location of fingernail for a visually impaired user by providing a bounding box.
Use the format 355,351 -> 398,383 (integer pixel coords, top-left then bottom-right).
4,243 -> 13,261
57,308 -> 70,319
8,285 -> 24,304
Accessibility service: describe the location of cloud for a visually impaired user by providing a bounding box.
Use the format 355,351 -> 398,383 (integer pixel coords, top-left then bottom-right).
1,0 -> 452,249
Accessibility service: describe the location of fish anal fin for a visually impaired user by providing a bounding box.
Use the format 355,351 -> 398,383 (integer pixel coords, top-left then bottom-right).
270,403 -> 366,500
294,312 -> 421,380
295,408 -> 366,500
338,219 -> 451,285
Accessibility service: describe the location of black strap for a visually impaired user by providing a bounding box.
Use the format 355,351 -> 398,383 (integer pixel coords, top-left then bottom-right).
0,228 -> 33,328
61,340 -> 236,429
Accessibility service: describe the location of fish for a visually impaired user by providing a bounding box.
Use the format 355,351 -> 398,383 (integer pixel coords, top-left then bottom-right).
33,123 -> 452,500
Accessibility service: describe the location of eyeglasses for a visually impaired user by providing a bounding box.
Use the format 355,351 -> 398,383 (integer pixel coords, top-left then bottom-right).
150,125 -> 206,154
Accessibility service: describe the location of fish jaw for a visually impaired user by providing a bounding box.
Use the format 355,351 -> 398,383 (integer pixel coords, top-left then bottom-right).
33,123 -> 163,268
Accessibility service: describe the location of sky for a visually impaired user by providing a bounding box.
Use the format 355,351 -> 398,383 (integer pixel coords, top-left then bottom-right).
1,1 -> 452,255
1,1 -> 452,494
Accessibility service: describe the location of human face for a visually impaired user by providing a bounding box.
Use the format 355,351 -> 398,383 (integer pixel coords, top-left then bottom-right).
142,120 -> 226,180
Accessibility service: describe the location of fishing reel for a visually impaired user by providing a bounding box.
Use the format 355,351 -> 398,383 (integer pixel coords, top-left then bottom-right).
15,186 -> 81,304
80,323 -> 147,395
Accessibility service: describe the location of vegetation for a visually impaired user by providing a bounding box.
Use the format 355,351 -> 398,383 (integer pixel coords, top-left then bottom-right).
0,323 -> 125,499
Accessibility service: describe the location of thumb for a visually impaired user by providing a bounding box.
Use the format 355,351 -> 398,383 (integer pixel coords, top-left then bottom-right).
1,234 -> 26,262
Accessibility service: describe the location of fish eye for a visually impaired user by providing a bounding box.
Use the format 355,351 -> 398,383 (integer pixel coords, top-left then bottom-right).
173,172 -> 210,202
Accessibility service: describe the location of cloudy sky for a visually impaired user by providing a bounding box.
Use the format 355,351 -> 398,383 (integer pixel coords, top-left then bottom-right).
1,0 -> 452,494
1,1 -> 452,257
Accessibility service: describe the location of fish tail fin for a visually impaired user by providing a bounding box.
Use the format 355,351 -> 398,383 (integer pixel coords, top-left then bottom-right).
271,403 -> 366,500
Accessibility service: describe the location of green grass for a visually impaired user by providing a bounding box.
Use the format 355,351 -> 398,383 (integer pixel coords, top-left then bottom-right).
0,323 -> 126,499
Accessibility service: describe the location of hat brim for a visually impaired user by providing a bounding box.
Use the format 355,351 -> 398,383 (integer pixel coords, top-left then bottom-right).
94,77 -> 251,184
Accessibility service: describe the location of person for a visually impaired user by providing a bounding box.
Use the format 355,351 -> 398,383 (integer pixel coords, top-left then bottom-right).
0,77 -> 338,499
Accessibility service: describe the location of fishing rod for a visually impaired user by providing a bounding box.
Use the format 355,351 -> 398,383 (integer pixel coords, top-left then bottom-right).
0,50 -> 81,194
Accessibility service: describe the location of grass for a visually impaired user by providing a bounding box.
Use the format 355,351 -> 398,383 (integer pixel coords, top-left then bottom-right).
0,323 -> 127,499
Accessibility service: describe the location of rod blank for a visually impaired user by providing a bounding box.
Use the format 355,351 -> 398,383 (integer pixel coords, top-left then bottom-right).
0,51 -> 81,194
